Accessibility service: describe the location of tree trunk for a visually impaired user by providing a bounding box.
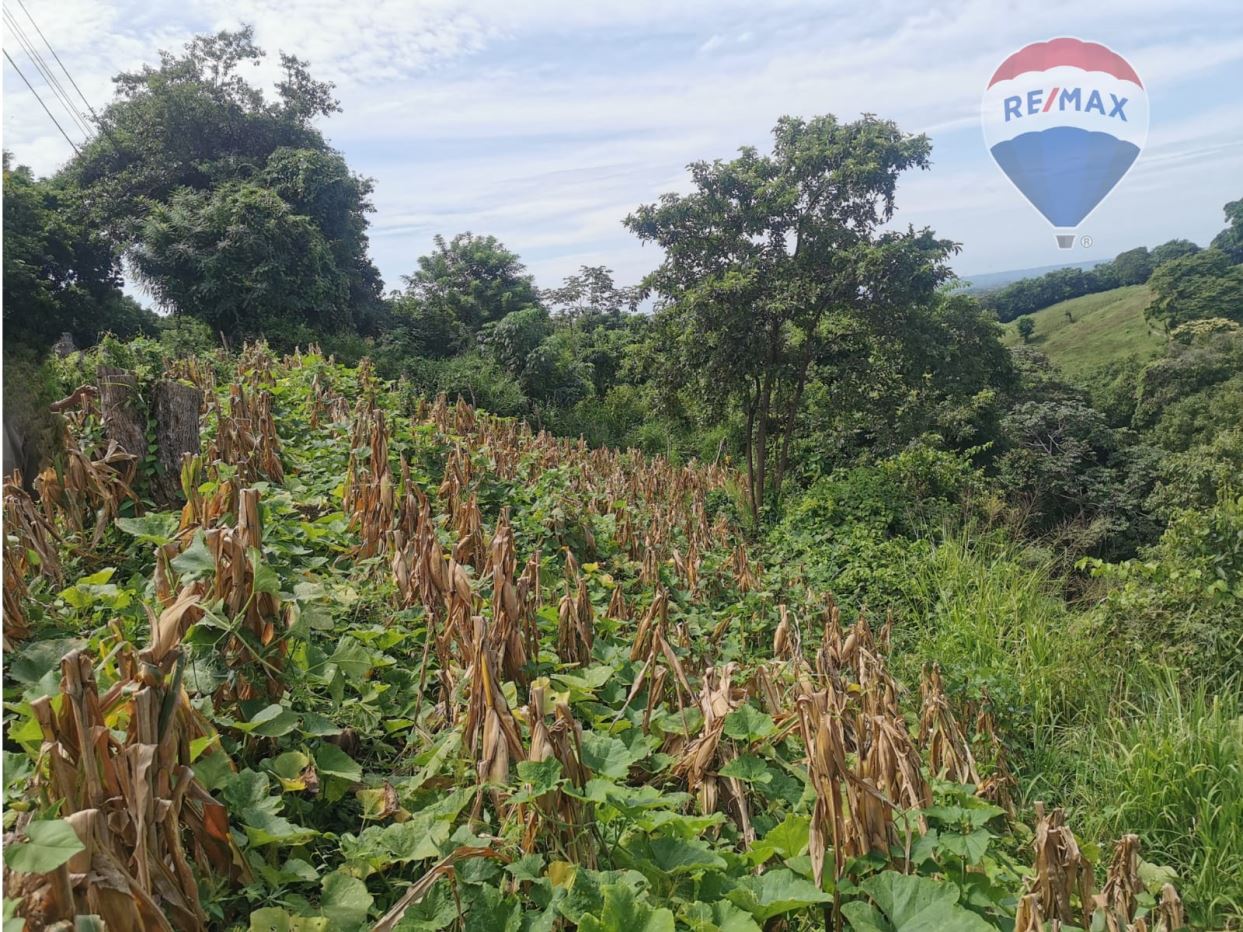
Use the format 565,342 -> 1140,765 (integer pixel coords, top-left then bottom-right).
774,348 -> 812,500
97,366 -> 146,461
743,389 -> 758,524
753,369 -> 773,522
152,380 -> 203,506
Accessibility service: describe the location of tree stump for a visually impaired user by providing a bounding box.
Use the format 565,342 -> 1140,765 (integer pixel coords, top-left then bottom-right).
152,380 -> 203,506
96,366 -> 146,461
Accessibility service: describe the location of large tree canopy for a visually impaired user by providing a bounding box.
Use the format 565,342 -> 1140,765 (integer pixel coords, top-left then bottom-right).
132,182 -> 349,339
1146,249 -> 1243,329
2,154 -> 152,352
626,114 -> 956,518
60,26 -> 382,340
403,232 -> 542,333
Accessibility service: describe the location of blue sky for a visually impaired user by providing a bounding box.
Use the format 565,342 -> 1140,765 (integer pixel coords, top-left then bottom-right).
4,0 -> 1242,297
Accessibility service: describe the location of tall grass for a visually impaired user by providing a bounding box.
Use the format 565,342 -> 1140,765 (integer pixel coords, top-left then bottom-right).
1068,675 -> 1243,929
896,531 -> 1112,761
898,532 -> 1243,927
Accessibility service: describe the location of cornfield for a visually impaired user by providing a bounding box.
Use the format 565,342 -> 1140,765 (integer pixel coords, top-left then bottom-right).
1,344 -> 1191,930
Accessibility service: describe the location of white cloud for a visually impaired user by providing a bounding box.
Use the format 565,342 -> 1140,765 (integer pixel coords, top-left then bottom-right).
4,0 -> 1241,290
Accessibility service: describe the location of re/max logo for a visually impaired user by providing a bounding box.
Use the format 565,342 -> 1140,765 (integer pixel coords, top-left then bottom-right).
1003,88 -> 1129,121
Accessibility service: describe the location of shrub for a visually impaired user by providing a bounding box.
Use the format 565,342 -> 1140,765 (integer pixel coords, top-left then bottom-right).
1085,491 -> 1243,685
897,533 -> 1109,764
403,352 -> 528,417
767,447 -> 982,613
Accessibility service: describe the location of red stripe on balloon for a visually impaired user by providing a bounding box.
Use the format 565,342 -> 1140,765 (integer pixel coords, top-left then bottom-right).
987,37 -> 1143,88
1043,87 -> 1059,112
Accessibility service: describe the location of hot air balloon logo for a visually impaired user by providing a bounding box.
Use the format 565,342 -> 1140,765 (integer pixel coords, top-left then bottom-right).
982,37 -> 1148,248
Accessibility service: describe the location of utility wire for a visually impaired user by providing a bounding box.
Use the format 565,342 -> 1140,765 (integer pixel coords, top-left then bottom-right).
11,0 -> 126,153
15,0 -> 102,122
3,9 -> 94,140
3,48 -> 82,154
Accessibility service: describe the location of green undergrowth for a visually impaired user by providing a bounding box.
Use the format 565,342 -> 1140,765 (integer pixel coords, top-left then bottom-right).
3,343 -> 1236,930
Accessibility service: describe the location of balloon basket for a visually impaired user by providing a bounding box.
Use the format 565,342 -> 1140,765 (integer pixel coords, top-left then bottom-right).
1055,234 -> 1075,249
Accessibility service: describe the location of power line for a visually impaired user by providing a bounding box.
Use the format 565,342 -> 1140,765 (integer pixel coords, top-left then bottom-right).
11,0 -> 126,154
3,9 -> 90,139
15,0 -> 102,124
3,48 -> 81,154
3,8 -> 94,140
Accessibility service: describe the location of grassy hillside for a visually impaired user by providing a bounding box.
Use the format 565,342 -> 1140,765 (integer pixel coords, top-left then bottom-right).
1002,284 -> 1165,378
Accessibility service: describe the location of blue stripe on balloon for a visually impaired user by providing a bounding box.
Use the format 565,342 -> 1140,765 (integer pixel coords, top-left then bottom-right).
990,126 -> 1140,228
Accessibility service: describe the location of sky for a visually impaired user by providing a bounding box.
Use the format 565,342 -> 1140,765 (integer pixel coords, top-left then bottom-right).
3,0 -> 1242,296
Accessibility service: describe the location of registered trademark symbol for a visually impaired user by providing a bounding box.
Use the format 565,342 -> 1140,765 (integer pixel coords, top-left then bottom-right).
1080,234 -> 1094,248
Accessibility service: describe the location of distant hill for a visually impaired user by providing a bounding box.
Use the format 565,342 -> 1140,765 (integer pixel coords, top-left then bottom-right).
958,259 -> 1106,293
1000,284 -> 1164,379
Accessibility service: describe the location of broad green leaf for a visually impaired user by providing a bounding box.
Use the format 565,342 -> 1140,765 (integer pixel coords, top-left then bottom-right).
4,819 -> 84,874
316,744 -> 362,783
842,871 -> 993,932
621,834 -> 727,876
250,549 -> 281,595
726,868 -> 831,921
172,532 -> 216,579
505,853 -> 545,883
248,907 -> 330,931
577,883 -> 674,932
299,712 -> 343,737
682,901 -> 763,932
115,513 -> 180,545
269,751 -> 313,791
236,704 -> 300,738
748,813 -> 810,864
517,758 -> 563,793
1138,859 -> 1179,893
380,815 -> 451,862
718,755 -> 773,785
723,704 -> 775,741
321,871 -> 373,929
461,883 -> 521,932
328,637 -> 373,682
77,567 -> 115,586
579,732 -> 642,779
937,828 -> 991,864
383,878 -> 456,930
243,811 -> 319,848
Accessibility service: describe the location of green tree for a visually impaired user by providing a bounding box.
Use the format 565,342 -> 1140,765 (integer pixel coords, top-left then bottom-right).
543,265 -> 640,329
482,306 -> 554,373
1210,197 -> 1243,263
1110,246 -> 1153,285
626,114 -> 954,520
1150,238 -> 1201,268
62,27 -> 381,339
1146,249 -> 1243,328
379,295 -> 469,363
1016,316 -> 1035,342
2,154 -> 153,352
404,233 -> 541,333
133,182 -> 348,339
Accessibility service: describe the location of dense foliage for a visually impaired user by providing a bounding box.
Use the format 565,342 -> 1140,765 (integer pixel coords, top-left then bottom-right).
4,25 -> 1243,931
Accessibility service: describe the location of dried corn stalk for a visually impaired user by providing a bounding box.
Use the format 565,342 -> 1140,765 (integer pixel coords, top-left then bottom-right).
9,644 -> 245,931
1094,834 -> 1143,931
918,664 -> 980,785
1029,802 -> 1095,929
556,552 -> 594,666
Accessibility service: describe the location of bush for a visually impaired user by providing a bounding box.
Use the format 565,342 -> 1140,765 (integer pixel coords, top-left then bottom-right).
767,447 -> 982,613
1085,492 -> 1243,686
157,315 -> 218,358
403,352 -> 528,418
897,533 -> 1108,763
